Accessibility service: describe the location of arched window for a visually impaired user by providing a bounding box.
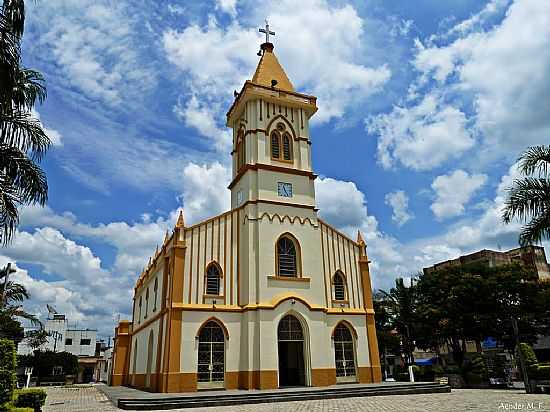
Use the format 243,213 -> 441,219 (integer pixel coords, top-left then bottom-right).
236,130 -> 245,170
205,263 -> 222,296
333,272 -> 346,301
153,278 -> 158,311
144,287 -> 149,318
333,323 -> 356,379
277,235 -> 298,277
138,296 -> 142,324
270,122 -> 293,162
271,131 -> 280,159
282,133 -> 292,161
197,320 -> 225,385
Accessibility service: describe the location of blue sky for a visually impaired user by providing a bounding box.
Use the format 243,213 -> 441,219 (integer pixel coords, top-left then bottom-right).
2,0 -> 549,338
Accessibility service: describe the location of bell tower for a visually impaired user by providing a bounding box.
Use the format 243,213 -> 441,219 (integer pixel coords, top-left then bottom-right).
226,24 -> 318,211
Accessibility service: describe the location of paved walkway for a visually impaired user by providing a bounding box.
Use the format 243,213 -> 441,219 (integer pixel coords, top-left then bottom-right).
42,384 -> 550,412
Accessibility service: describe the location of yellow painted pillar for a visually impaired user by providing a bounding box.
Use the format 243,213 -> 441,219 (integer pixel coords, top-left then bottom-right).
357,231 -> 382,383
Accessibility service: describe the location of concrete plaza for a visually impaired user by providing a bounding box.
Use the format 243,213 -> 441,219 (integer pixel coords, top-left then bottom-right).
41,384 -> 549,412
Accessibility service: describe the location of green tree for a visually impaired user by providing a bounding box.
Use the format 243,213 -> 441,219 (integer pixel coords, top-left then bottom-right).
503,145 -> 550,246
415,263 -> 541,367
1,0 -> 50,245
378,278 -> 418,365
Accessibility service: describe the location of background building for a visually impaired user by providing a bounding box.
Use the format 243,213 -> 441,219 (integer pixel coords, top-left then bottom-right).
18,313 -> 111,383
423,245 -> 550,280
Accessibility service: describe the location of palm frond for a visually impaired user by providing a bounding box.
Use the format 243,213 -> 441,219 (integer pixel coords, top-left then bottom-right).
1,0 -> 25,39
0,280 -> 30,303
518,209 -> 550,246
0,110 -> 51,159
0,144 -> 48,204
10,67 -> 47,111
502,177 -> 550,223
518,145 -> 550,177
0,174 -> 20,245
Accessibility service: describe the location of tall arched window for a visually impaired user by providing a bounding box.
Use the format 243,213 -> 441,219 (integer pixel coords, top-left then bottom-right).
236,130 -> 245,170
271,131 -> 280,159
153,278 -> 158,311
277,235 -> 299,277
270,122 -> 293,162
333,271 -> 346,301
333,323 -> 356,380
138,296 -> 142,324
282,133 -> 292,161
205,263 -> 222,296
144,287 -> 149,318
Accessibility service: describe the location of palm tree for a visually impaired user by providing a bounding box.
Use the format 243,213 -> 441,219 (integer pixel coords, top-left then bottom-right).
503,145 -> 550,246
1,0 -> 50,245
0,276 -> 41,341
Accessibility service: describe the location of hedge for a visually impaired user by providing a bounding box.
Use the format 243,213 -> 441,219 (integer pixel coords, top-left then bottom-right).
14,389 -> 47,408
0,339 -> 16,408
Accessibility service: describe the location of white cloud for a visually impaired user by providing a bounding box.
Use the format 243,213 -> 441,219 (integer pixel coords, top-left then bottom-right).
368,93 -> 474,170
28,0 -> 156,106
430,169 -> 487,220
181,162 -> 231,225
174,96 -> 232,153
413,0 -> 550,162
385,190 -> 413,226
216,0 -> 238,17
163,0 -> 391,134
0,229 -> 134,335
20,205 -> 172,276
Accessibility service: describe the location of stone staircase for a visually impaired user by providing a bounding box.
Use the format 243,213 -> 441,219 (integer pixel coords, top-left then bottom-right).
117,382 -> 451,410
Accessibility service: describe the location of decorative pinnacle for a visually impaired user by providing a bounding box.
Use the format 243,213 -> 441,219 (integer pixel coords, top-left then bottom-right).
164,230 -> 170,243
176,210 -> 185,228
357,230 -> 366,245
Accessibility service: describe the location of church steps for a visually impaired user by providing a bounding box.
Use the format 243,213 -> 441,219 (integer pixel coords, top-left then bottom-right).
117,382 -> 451,410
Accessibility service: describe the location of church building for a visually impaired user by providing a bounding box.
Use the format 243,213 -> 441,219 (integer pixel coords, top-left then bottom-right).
110,33 -> 382,392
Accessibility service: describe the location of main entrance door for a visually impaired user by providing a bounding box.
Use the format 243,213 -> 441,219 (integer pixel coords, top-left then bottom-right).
197,321 -> 225,389
277,314 -> 306,387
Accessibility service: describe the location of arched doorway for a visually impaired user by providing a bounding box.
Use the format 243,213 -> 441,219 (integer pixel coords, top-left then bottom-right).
197,320 -> 225,388
145,331 -> 154,388
277,314 -> 306,387
333,323 -> 357,382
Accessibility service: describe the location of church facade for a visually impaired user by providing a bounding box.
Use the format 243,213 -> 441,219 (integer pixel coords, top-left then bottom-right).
110,39 -> 382,393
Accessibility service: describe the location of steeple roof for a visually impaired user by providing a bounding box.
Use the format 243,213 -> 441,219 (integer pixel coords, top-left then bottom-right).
251,43 -> 294,92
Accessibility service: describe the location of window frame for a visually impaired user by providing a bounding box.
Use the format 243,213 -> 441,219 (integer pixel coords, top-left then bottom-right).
204,262 -> 223,297
332,271 -> 348,303
153,278 -> 158,312
275,233 -> 301,278
270,122 -> 293,163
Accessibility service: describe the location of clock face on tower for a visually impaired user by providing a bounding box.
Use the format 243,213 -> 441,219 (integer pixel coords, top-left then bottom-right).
277,182 -> 293,197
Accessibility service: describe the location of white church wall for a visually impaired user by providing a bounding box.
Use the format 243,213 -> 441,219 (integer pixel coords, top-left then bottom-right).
179,311 -> 243,374
130,318 -> 161,374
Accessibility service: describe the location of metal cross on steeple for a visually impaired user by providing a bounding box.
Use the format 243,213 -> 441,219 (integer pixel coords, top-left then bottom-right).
259,19 -> 275,43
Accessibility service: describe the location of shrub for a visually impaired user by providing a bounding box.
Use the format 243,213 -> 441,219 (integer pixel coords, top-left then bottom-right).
14,389 -> 46,408
0,339 -> 17,408
519,343 -> 538,367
